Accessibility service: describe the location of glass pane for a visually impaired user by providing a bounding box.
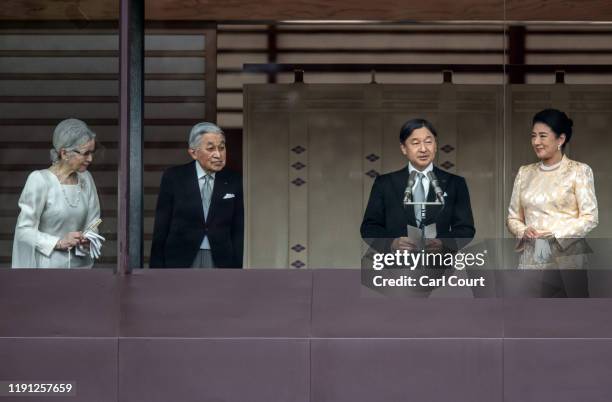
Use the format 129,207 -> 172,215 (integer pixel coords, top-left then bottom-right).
0,22 -> 119,269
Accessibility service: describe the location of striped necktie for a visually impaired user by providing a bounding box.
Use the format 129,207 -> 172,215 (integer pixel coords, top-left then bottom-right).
413,172 -> 425,226
201,174 -> 213,219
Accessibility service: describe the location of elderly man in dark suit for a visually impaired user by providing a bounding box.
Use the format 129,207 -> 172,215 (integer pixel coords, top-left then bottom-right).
150,122 -> 243,268
361,118 -> 475,255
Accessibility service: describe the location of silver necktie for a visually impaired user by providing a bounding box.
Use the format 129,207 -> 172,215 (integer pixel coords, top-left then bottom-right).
413,172 -> 425,226
202,174 -> 213,219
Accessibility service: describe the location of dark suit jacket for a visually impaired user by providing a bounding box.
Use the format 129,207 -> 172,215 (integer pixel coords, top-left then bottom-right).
150,161 -> 244,268
360,166 -> 475,253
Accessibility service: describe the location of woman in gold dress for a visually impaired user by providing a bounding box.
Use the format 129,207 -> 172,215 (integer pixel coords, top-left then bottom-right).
507,109 -> 598,278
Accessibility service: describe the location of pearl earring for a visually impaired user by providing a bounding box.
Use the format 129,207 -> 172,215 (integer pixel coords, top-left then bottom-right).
557,144 -> 561,151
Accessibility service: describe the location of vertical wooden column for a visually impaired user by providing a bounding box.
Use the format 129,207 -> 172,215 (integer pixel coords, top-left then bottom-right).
205,26 -> 218,123
119,0 -> 144,273
508,25 -> 526,84
267,25 -> 278,84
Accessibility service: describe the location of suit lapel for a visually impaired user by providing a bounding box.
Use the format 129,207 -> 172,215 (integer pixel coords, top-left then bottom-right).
433,166 -> 451,194
207,169 -> 228,223
423,166 -> 449,226
423,179 -> 437,226
186,161 -> 206,224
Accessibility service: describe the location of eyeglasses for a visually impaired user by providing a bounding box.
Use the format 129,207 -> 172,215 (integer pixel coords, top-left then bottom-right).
192,145 -> 226,153
70,149 -> 96,157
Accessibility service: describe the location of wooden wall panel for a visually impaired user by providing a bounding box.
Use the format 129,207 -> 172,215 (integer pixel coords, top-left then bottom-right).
244,107 -> 290,268
0,57 -> 118,73
455,96 -> 503,240
0,80 -> 119,96
307,113 -> 365,268
507,0 -> 612,21
0,34 -> 119,49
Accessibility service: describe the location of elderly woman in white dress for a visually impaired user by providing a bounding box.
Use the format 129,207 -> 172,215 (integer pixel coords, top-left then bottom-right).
12,118 -> 102,268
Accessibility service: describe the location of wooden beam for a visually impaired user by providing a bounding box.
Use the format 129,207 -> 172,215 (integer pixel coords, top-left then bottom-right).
2,0 -> 505,21
146,0 -> 505,21
0,20 -> 212,30
204,26 -> 218,122
3,0 -> 612,21
242,63 -> 612,74
266,25 -> 278,83
2,0 -> 119,20
0,50 -> 208,57
0,96 -> 206,103
0,73 -> 206,80
0,118 -> 213,125
506,0 -> 612,21
243,63 -> 506,73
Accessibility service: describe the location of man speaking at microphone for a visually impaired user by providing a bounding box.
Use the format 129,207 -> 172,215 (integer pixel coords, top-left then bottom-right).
360,118 -> 475,255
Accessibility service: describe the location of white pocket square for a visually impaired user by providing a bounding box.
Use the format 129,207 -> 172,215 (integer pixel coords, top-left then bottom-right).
223,193 -> 235,199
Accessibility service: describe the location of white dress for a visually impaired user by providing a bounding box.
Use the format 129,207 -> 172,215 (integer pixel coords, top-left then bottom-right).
12,169 -> 101,268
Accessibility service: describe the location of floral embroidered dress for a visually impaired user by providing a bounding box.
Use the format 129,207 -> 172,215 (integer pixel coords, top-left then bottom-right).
507,155 -> 598,269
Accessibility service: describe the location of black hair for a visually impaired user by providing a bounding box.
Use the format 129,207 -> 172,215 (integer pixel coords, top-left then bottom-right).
532,109 -> 573,150
399,118 -> 438,144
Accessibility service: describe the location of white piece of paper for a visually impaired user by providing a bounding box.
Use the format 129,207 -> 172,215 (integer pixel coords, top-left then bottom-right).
424,223 -> 437,240
407,224 -> 424,249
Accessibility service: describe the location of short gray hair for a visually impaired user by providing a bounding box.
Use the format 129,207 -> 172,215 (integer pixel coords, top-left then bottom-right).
50,118 -> 96,163
188,122 -> 224,149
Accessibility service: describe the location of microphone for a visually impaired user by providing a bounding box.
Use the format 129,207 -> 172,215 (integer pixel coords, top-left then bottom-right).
403,170 -> 418,207
427,171 -> 445,204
